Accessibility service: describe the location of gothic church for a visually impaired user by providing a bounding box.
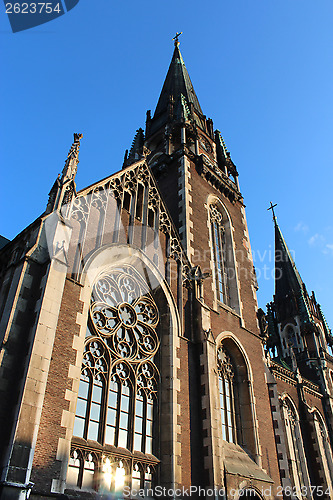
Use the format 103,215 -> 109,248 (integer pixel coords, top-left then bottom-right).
0,39 -> 333,500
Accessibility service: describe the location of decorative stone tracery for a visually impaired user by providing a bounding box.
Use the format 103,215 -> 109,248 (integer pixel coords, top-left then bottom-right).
66,160 -> 192,294
90,267 -> 159,364
217,344 -> 234,380
69,265 -> 160,492
71,196 -> 90,224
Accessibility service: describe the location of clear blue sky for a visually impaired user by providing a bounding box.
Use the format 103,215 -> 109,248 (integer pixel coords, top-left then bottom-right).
1,0 -> 333,326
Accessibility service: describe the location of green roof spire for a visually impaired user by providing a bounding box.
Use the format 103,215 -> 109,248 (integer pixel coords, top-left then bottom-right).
272,207 -> 304,297
153,38 -> 203,119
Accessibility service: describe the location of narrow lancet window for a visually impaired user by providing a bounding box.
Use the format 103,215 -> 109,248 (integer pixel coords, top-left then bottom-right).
209,205 -> 236,308
217,344 -> 238,443
210,205 -> 229,304
281,399 -> 311,497
73,339 -> 107,442
208,202 -> 241,313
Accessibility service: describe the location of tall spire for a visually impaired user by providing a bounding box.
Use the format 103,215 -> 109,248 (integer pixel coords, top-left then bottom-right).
61,132 -> 83,183
272,207 -> 304,301
153,38 -> 203,120
45,133 -> 83,215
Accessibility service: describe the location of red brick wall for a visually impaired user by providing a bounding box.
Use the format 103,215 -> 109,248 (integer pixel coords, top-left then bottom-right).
30,279 -> 83,492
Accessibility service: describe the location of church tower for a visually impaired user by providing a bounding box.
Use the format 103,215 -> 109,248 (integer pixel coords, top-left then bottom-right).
0,39 -> 285,499
266,208 -> 333,368
141,37 -> 281,494
263,209 -> 333,498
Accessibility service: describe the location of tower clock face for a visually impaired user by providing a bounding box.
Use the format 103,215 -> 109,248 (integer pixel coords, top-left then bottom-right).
199,136 -> 212,153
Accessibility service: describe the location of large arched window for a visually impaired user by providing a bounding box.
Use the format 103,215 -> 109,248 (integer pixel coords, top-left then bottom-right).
208,203 -> 240,313
281,397 -> 311,498
217,344 -> 238,443
68,265 -> 160,492
216,337 -> 260,463
313,411 -> 333,491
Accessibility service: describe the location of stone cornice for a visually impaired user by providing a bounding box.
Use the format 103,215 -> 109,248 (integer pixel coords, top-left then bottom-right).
270,360 -> 322,396
196,155 -> 242,204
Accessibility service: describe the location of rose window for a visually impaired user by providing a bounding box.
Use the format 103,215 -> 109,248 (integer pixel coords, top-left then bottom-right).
89,267 -> 159,363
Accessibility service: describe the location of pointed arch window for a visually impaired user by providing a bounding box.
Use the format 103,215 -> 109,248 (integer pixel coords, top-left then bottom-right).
313,411 -> 333,491
281,398 -> 311,498
105,362 -> 133,448
216,339 -> 260,460
217,344 -> 239,443
209,203 -> 240,312
69,266 -> 160,492
131,462 -> 154,493
134,361 -> 157,454
210,205 -> 229,305
73,340 -> 108,441
67,450 -> 97,491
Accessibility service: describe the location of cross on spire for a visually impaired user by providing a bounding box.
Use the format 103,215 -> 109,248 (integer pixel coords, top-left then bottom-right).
172,32 -> 183,46
267,201 -> 277,221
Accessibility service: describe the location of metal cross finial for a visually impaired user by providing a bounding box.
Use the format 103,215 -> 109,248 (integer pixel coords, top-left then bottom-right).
172,32 -> 183,46
267,201 -> 277,221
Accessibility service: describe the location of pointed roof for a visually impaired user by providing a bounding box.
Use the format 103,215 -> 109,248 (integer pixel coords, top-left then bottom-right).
273,213 -> 304,300
45,133 -> 82,214
61,132 -> 83,183
128,128 -> 145,160
153,42 -> 203,119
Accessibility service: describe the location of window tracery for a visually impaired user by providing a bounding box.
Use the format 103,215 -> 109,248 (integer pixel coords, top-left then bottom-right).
67,448 -> 157,494
67,449 -> 98,491
69,265 -> 160,492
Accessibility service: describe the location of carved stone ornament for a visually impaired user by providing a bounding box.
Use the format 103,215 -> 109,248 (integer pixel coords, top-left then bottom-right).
62,184 -> 74,209
159,211 -> 171,234
199,160 -> 240,204
148,187 -> 159,210
257,308 -> 269,343
69,447 -> 157,479
199,136 -> 212,154
186,265 -> 210,283
286,406 -> 296,427
217,345 -> 234,379
142,146 -> 151,159
110,177 -> 123,199
71,195 -> 89,224
136,164 -> 150,183
92,186 -> 108,210
89,266 -> 160,374
209,204 -> 223,225
124,171 -> 136,192
169,237 -> 182,261
61,133 -> 83,182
